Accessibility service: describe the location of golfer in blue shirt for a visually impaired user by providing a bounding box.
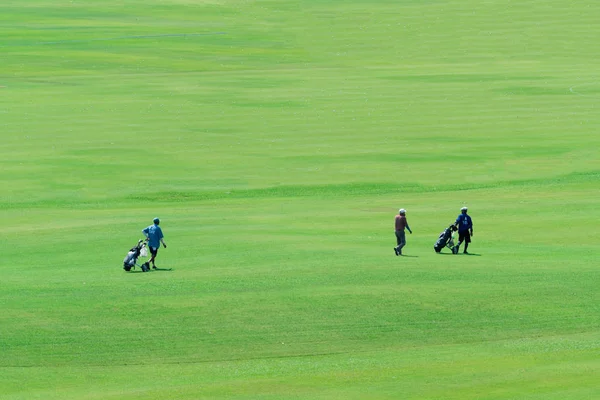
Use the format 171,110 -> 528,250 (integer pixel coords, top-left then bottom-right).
453,207 -> 473,254
143,217 -> 167,269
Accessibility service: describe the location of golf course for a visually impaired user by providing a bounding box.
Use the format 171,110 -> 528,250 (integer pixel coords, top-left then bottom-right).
1,0 -> 599,398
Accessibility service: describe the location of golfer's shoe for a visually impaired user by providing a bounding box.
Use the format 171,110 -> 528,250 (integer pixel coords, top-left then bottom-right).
463,251 -> 469,254
394,247 -> 399,256
152,265 -> 157,270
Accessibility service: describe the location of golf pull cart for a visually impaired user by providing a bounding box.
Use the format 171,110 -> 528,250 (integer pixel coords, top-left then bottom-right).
434,224 -> 458,254
123,239 -> 150,272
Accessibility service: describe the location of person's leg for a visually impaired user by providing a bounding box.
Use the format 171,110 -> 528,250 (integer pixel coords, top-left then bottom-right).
397,230 -> 406,255
463,233 -> 471,253
150,247 -> 159,268
394,231 -> 401,255
454,232 -> 465,253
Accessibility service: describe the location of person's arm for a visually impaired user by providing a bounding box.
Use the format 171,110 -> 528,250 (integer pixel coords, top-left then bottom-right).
142,227 -> 149,240
406,223 -> 412,234
158,228 -> 166,247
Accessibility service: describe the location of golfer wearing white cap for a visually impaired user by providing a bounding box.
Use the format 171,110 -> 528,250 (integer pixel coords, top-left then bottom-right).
394,208 -> 412,256
453,207 -> 473,254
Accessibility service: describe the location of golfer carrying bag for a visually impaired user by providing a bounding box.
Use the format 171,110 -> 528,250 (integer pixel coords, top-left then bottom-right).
142,217 -> 167,269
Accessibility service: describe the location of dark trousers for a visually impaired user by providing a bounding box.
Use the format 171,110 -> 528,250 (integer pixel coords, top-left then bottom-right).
395,230 -> 406,250
457,231 -> 471,251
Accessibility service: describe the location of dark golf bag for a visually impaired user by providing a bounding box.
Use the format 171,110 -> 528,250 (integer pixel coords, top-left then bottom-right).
434,225 -> 458,253
123,240 -> 150,272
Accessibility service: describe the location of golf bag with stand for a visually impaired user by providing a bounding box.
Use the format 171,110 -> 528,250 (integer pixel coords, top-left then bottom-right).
123,239 -> 150,272
434,224 -> 458,254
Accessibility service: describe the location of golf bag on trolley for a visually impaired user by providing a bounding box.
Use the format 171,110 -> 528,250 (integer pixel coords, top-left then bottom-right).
434,224 -> 458,254
123,239 -> 150,272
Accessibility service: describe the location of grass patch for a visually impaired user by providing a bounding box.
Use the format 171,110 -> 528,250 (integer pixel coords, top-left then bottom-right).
1,0 -> 599,399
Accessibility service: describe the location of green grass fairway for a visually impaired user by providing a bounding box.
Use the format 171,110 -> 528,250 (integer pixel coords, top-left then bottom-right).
1,1 -> 599,399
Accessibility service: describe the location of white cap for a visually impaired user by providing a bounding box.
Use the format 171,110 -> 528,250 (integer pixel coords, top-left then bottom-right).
399,208 -> 406,214
461,206 -> 468,211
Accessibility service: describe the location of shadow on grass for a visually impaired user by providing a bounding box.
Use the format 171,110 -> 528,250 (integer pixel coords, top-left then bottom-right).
436,253 -> 482,256
126,268 -> 174,273
400,255 -> 419,258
